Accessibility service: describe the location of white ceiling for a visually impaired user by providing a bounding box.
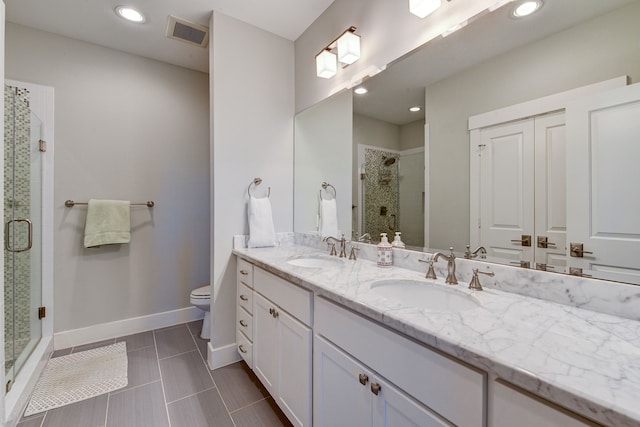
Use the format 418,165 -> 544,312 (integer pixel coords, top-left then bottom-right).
4,0 -> 335,73
353,0 -> 636,125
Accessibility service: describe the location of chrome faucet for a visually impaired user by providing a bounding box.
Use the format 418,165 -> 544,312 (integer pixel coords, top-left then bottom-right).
323,234 -> 347,258
464,245 -> 487,259
432,247 -> 458,285
357,233 -> 372,244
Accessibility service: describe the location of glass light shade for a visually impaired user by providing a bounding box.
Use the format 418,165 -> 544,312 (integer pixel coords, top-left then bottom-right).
513,1 -> 542,17
115,6 -> 145,23
316,49 -> 337,79
409,0 -> 442,18
337,31 -> 361,65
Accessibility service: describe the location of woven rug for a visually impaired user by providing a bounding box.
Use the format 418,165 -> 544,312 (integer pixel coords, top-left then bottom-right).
24,342 -> 128,416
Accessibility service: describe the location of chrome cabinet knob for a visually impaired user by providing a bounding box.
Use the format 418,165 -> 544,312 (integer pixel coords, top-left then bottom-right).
370,383 -> 381,395
358,373 -> 369,386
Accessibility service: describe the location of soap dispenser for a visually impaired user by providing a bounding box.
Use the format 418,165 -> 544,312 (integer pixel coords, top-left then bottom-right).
391,232 -> 405,249
377,233 -> 393,267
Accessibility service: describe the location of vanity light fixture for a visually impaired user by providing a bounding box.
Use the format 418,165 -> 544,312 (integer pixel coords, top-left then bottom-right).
354,87 -> 368,95
409,0 -> 442,18
409,106 -> 422,112
512,0 -> 542,18
315,26 -> 361,79
115,5 -> 146,23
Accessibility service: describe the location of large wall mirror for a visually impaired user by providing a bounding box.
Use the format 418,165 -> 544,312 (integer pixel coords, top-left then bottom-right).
294,0 -> 640,285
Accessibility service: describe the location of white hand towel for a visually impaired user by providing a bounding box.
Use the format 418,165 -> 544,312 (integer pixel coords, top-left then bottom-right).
319,198 -> 339,238
248,196 -> 277,248
84,199 -> 131,248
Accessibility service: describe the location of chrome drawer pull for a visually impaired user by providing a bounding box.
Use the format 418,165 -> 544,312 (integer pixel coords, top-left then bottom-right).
240,294 -> 249,301
239,319 -> 248,327
238,345 -> 247,354
240,269 -> 249,276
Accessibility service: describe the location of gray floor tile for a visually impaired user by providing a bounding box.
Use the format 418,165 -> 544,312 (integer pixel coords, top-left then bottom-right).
187,319 -> 203,336
72,338 -> 116,353
51,348 -> 72,358
17,415 -> 44,427
231,398 -> 293,427
167,389 -> 234,427
116,331 -> 154,352
160,350 -> 214,403
106,381 -> 169,427
213,361 -> 269,412
41,394 -> 108,427
154,325 -> 196,359
122,346 -> 160,390
194,335 -> 209,362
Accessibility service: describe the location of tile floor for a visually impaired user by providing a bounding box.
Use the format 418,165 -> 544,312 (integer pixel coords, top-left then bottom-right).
17,320 -> 293,427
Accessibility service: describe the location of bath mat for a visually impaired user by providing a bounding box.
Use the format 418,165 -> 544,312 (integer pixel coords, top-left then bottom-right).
24,342 -> 128,416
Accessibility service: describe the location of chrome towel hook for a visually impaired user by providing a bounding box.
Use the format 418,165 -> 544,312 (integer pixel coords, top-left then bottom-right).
248,177 -> 270,198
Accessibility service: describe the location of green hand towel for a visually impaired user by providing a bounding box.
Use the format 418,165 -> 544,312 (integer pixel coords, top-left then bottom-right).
84,199 -> 131,248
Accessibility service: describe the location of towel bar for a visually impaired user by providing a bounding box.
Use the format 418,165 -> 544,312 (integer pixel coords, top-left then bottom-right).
65,200 -> 155,208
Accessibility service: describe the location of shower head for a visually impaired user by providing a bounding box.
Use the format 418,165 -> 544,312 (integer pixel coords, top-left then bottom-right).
382,157 -> 397,166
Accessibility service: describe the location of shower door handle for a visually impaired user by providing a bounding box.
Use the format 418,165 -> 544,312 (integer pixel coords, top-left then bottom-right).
5,218 -> 33,252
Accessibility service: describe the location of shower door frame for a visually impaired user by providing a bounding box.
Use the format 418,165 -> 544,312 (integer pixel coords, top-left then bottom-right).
2,80 -> 54,425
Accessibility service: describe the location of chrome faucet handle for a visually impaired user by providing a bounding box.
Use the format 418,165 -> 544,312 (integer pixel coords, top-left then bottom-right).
349,243 -> 359,260
468,268 -> 495,291
338,234 -> 347,258
326,242 -> 337,256
418,258 -> 437,280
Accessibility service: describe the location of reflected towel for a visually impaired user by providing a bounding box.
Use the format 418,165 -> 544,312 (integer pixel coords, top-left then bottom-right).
84,199 -> 131,248
248,196 -> 277,248
319,198 -> 339,238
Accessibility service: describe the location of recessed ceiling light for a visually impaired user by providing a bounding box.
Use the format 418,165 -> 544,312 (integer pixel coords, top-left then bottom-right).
409,106 -> 422,112
512,1 -> 542,18
115,5 -> 146,23
354,87 -> 368,95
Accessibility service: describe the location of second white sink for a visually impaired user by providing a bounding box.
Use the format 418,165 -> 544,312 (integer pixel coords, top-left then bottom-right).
370,279 -> 480,312
286,256 -> 344,268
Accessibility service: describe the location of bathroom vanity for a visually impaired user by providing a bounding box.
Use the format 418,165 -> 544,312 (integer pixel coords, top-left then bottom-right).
234,238 -> 640,427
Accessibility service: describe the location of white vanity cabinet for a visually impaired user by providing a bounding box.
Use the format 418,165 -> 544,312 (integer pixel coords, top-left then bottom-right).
315,297 -> 486,427
236,258 -> 254,367
489,380 -> 600,427
252,267 -> 312,427
315,335 -> 453,427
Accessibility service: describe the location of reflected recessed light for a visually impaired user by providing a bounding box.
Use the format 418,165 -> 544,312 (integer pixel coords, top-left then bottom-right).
115,5 -> 146,23
512,0 -> 542,18
354,87 -> 368,95
409,106 -> 422,112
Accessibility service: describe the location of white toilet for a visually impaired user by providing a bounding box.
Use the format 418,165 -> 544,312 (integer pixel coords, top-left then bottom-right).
190,285 -> 211,339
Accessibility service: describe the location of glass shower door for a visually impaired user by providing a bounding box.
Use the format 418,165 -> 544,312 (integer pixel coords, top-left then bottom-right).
4,85 -> 43,390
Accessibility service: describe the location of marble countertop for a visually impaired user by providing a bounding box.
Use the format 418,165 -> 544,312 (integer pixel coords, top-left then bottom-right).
234,244 -> 640,427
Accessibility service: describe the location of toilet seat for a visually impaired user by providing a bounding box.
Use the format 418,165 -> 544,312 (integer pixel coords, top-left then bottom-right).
190,285 -> 210,299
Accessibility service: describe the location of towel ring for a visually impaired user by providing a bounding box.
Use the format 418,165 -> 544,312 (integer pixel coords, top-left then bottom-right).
248,177 -> 270,198
320,182 -> 336,200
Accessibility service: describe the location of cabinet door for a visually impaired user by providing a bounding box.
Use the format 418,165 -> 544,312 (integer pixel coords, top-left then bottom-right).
566,82 -> 640,284
478,119 -> 535,264
278,309 -> 312,427
314,336 -> 371,427
372,375 -> 451,427
253,293 -> 278,396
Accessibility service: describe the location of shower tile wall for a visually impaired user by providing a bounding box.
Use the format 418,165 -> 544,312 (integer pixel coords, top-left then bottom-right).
4,85 -> 32,370
363,148 -> 399,241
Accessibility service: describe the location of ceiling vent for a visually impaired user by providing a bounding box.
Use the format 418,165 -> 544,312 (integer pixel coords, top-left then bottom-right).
166,16 -> 209,48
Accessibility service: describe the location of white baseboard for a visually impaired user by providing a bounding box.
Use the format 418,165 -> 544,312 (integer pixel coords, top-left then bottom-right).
207,342 -> 241,370
54,306 -> 204,350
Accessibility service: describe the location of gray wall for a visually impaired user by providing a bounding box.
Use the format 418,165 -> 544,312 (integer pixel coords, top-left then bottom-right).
210,12 -> 294,357
5,23 -> 210,333
426,2 -> 640,250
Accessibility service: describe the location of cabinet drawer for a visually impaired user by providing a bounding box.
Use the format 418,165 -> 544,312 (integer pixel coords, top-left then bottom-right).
238,282 -> 253,314
237,306 -> 253,341
237,330 -> 253,368
315,297 -> 485,427
237,258 -> 254,288
254,267 -> 312,326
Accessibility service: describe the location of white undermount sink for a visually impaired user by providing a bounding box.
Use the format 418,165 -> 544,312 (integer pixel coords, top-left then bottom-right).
370,279 -> 480,312
286,256 -> 344,268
